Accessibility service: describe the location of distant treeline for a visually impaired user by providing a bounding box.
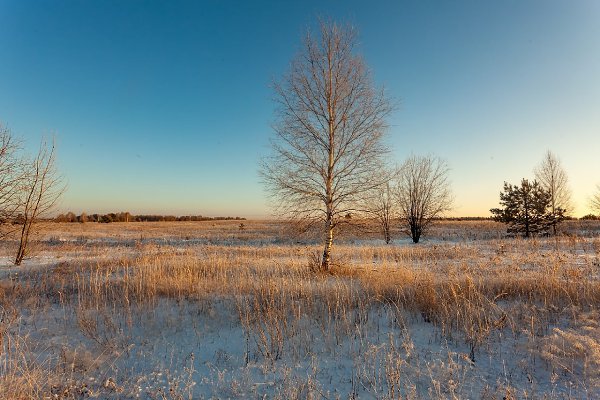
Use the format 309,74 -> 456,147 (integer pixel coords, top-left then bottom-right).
581,214 -> 600,221
54,212 -> 245,223
48,213 -> 599,223
438,216 -> 579,221
437,217 -> 493,221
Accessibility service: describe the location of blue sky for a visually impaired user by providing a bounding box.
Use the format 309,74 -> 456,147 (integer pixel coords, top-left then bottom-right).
1,0 -> 598,217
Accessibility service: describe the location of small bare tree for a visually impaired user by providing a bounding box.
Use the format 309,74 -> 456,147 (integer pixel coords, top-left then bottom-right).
373,182 -> 395,244
15,139 -> 64,265
396,155 -> 453,243
591,185 -> 600,215
261,21 -> 392,271
364,172 -> 396,244
534,150 -> 572,234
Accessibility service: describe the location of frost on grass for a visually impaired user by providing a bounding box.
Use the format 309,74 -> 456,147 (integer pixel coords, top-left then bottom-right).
541,310 -> 600,390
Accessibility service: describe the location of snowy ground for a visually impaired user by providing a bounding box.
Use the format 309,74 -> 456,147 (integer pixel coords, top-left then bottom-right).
1,220 -> 600,399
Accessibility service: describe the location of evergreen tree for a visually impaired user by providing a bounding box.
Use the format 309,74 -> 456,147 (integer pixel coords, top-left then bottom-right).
490,179 -> 558,237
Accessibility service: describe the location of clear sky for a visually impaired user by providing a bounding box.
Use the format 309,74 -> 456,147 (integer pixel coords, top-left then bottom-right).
1,0 -> 598,217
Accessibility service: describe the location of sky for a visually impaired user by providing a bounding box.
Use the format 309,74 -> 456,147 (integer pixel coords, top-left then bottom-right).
0,0 -> 599,218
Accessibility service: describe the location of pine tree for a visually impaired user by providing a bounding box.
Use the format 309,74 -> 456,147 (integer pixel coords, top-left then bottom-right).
490,179 -> 557,238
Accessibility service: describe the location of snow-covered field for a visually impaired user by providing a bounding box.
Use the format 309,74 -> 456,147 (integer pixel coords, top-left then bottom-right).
1,220 -> 600,399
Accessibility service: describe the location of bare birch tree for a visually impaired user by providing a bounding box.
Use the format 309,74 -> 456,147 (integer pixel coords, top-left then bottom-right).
261,21 -> 392,271
591,185 -> 600,215
15,139 -> 64,265
534,150 -> 572,234
397,155 -> 453,243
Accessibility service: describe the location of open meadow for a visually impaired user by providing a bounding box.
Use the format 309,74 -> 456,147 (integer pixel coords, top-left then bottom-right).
0,220 -> 600,399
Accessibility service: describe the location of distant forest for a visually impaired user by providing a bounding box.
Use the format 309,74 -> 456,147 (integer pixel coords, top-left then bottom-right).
54,212 -> 245,223
50,213 -> 599,224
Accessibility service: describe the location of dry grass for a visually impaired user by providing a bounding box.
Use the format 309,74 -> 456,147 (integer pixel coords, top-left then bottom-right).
0,220 -> 599,398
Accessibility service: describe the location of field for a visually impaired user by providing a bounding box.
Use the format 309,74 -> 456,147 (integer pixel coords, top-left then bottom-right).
1,220 -> 600,399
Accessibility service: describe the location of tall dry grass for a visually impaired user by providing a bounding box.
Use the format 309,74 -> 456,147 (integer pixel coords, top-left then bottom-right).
0,220 -> 599,397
